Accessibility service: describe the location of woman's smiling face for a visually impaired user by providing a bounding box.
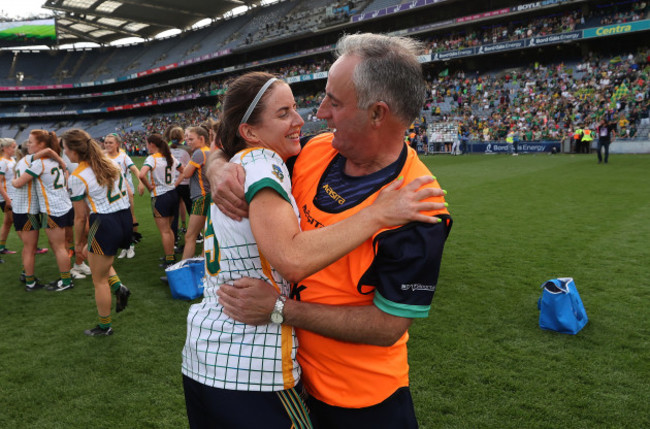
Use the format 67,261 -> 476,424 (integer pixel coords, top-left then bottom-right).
243,82 -> 304,161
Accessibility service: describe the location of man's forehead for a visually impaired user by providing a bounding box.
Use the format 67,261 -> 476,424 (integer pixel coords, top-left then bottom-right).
326,55 -> 359,96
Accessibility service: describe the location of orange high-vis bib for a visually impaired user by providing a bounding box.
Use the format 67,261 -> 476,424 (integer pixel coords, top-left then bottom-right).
291,133 -> 449,408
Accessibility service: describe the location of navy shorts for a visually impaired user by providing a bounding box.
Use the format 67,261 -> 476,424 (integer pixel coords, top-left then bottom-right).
151,190 -> 178,218
44,209 -> 74,229
177,184 -> 191,216
13,213 -> 42,232
0,201 -> 5,211
182,375 -> 312,429
307,386 -> 418,429
88,209 -> 133,256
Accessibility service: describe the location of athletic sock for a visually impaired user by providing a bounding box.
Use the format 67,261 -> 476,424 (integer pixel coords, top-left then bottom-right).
165,254 -> 175,265
0,240 -> 6,250
98,314 -> 112,329
61,272 -> 72,285
108,275 -> 122,293
26,275 -> 35,285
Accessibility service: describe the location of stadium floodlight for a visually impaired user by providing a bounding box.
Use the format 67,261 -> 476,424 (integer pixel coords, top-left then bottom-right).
70,23 -> 97,32
96,1 -> 123,13
123,23 -> 149,32
90,30 -> 115,37
62,0 -> 97,8
97,17 -> 127,27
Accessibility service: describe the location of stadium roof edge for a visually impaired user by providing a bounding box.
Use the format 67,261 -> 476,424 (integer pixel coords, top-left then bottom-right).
42,0 -> 262,46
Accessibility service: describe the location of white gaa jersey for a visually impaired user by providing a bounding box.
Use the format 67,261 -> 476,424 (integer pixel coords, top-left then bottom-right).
182,148 -> 300,392
68,161 -> 130,214
0,156 -> 16,203
108,149 -> 136,190
170,147 -> 191,186
12,156 -> 40,214
143,153 -> 180,196
26,158 -> 72,217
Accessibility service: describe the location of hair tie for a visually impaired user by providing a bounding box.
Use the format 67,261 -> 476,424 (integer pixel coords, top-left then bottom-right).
240,77 -> 277,125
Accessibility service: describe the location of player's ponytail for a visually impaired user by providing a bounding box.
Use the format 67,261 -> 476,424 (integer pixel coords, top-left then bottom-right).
147,133 -> 173,167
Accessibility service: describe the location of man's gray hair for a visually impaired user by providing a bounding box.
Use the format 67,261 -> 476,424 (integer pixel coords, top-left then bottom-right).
335,33 -> 426,126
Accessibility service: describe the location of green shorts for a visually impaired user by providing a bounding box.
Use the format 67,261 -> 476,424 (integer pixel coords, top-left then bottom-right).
190,195 -> 210,217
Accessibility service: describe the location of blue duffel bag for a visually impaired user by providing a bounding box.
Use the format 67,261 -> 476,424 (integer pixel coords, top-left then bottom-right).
537,277 -> 588,335
165,257 -> 205,300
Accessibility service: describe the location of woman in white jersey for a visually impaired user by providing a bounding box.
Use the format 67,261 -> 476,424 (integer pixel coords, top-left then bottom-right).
139,133 -> 182,269
174,125 -> 210,261
12,130 -> 74,292
104,133 -> 144,259
11,141 -> 47,290
62,129 -> 132,336
181,72 -> 440,428
0,138 -> 18,256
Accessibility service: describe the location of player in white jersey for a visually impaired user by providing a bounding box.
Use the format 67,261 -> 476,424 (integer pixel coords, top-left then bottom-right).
62,128 -> 132,336
12,130 -> 73,291
104,133 -> 144,259
0,138 -> 18,256
11,142 -> 47,290
61,149 -> 92,280
139,133 -> 183,269
182,72 -> 438,428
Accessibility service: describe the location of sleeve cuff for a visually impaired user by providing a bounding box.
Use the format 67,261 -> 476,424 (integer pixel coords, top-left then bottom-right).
373,291 -> 431,319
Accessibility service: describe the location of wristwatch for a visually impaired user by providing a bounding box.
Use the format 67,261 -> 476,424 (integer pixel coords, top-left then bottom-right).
270,295 -> 287,324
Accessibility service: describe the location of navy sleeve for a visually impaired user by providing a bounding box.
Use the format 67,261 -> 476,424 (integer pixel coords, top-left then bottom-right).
358,215 -> 452,318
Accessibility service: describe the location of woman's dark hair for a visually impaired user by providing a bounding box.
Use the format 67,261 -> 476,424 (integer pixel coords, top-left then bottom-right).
147,133 -> 173,167
218,71 -> 279,158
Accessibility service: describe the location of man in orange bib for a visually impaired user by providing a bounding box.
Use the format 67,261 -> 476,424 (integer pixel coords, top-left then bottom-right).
213,33 -> 452,428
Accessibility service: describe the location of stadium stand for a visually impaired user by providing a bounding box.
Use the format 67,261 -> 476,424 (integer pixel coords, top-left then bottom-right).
1,0 -> 648,153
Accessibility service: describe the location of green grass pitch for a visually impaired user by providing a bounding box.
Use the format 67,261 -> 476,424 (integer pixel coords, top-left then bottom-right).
0,153 -> 648,428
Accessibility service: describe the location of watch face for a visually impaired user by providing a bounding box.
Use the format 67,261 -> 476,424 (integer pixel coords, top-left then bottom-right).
270,312 -> 283,324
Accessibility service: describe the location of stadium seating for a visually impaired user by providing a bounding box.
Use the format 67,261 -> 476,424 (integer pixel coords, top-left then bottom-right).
0,0 -> 648,148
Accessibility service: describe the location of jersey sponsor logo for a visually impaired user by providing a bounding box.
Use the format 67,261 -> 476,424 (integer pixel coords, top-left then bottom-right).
290,283 -> 306,301
401,283 -> 436,292
301,204 -> 324,228
271,164 -> 284,182
321,183 -> 345,205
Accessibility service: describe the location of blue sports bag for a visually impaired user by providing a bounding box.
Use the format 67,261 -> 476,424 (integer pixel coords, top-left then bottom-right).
165,257 -> 205,300
537,277 -> 588,335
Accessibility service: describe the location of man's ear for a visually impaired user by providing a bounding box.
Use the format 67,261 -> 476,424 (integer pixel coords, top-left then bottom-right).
238,123 -> 260,143
369,101 -> 389,126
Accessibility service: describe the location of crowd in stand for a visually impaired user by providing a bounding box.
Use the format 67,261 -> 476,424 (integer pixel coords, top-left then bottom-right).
7,1 -> 649,150
111,46 -> 649,151
425,10 -> 582,53
117,106 -> 218,155
424,1 -> 648,55
243,0 -> 363,45
426,49 -> 650,143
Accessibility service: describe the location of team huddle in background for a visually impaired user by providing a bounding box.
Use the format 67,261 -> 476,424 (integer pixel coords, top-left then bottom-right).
0,125 -> 213,336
